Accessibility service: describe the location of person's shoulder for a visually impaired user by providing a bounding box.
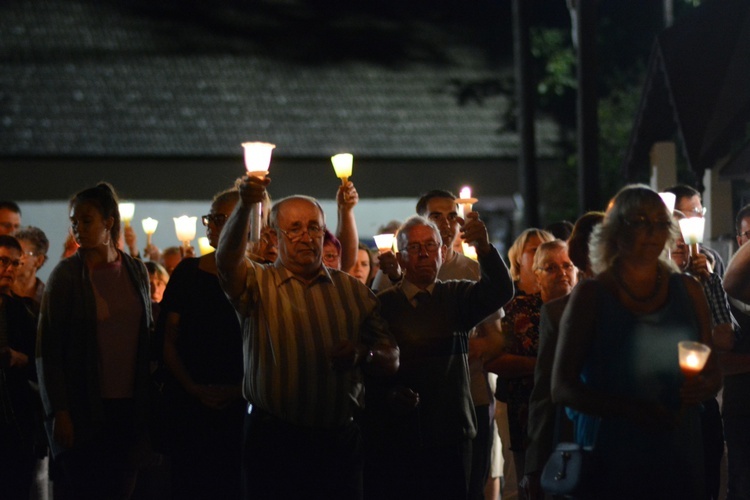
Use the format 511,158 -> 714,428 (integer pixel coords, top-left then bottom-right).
542,293 -> 571,316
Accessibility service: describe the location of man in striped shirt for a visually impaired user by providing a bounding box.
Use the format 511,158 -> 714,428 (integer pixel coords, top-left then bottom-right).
217,174 -> 399,500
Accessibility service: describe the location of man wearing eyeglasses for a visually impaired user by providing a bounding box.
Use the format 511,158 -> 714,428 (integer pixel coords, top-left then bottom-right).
216,175 -> 399,500
0,234 -> 38,498
364,215 -> 513,500
664,184 -> 726,277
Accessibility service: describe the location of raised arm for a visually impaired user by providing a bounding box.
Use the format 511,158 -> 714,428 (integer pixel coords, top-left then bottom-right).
216,175 -> 270,301
336,181 -> 359,272
724,243 -> 750,302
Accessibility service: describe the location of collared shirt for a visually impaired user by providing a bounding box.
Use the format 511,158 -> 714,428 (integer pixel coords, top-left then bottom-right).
400,280 -> 436,308
235,259 -> 395,428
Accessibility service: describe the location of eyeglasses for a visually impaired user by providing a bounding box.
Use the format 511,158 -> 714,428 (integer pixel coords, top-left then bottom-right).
739,230 -> 750,240
323,252 -> 340,262
538,263 -> 576,275
0,256 -> 21,269
276,224 -> 326,242
683,206 -> 707,218
624,216 -> 672,232
405,241 -> 441,254
202,214 -> 229,227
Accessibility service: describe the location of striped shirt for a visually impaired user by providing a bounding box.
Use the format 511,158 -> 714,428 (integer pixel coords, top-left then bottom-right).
235,260 -> 395,428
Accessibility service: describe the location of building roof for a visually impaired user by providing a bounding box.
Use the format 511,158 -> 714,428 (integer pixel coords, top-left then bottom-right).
0,0 -> 560,160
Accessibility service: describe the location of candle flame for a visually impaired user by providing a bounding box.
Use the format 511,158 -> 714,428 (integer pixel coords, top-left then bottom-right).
459,186 -> 471,199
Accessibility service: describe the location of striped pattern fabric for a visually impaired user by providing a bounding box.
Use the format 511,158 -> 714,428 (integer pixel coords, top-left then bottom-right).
236,260 -> 394,428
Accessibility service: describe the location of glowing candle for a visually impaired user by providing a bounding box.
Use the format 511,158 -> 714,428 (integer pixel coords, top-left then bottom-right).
173,216 -> 197,249
198,236 -> 213,256
456,186 -> 478,219
119,202 -> 135,227
462,241 -> 478,261
678,217 -> 705,257
331,153 -> 353,185
141,217 -> 158,246
242,142 -> 276,243
678,340 -> 711,378
373,233 -> 395,254
659,192 -> 676,214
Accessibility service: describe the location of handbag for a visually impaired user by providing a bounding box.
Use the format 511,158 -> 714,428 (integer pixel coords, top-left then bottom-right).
540,406 -> 595,498
540,441 -> 593,497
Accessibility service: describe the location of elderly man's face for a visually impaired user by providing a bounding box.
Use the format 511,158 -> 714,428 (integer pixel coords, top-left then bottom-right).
398,224 -> 444,288
535,248 -> 577,302
276,199 -> 325,276
0,209 -> 21,236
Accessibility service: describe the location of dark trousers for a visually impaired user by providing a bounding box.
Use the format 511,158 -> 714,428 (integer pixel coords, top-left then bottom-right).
468,404 -> 494,500
702,398 -> 724,500
0,422 -> 36,500
723,414 -> 750,500
242,406 -> 363,500
53,399 -> 143,500
365,435 -> 472,500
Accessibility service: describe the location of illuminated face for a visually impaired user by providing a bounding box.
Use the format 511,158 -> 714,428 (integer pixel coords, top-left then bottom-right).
16,239 -> 43,283
397,224 -> 444,288
348,248 -> 371,285
535,248 -> 577,302
425,197 -> 460,250
276,199 -> 325,276
149,272 -> 167,303
205,199 -> 237,249
675,195 -> 704,218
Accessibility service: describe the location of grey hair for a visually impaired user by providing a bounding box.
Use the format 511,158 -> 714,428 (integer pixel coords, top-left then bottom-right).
532,240 -> 570,271
589,184 -> 679,274
396,216 -> 442,252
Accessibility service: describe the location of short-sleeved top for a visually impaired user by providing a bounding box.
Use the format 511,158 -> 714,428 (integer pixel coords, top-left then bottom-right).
235,260 -> 395,428
160,258 -> 243,386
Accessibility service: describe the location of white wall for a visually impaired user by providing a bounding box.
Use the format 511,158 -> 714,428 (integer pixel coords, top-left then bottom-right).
20,198 -> 417,283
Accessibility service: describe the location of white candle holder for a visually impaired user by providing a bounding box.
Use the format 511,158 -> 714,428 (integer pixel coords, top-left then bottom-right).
119,202 -> 135,227
174,216 -> 197,249
678,340 -> 711,378
373,233 -> 395,254
659,192 -> 676,214
242,142 -> 276,243
331,153 -> 353,185
678,217 -> 705,257
141,217 -> 158,246
455,186 -> 478,219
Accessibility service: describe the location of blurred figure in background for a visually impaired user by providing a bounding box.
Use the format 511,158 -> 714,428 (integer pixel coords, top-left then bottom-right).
0,235 -> 38,500
348,242 -> 374,287
160,247 -> 182,276
13,226 -> 49,316
0,201 -> 22,236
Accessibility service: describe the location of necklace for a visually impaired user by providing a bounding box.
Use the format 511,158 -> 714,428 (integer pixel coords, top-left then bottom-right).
614,265 -> 663,303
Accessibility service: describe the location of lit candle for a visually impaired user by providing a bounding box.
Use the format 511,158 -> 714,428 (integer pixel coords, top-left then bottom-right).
462,241 -> 478,261
678,340 -> 711,378
242,142 -> 276,243
659,192 -> 676,214
678,217 -> 705,257
373,233 -> 395,254
141,217 -> 158,246
331,153 -> 353,185
173,216 -> 197,249
455,186 -> 478,219
198,236 -> 213,256
119,202 -> 135,227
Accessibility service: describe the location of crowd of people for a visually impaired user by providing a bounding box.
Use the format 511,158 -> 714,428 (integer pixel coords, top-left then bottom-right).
0,178 -> 748,500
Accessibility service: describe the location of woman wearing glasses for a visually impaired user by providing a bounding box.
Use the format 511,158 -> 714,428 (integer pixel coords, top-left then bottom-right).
37,183 -> 152,499
160,188 -> 244,499
551,185 -> 722,499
